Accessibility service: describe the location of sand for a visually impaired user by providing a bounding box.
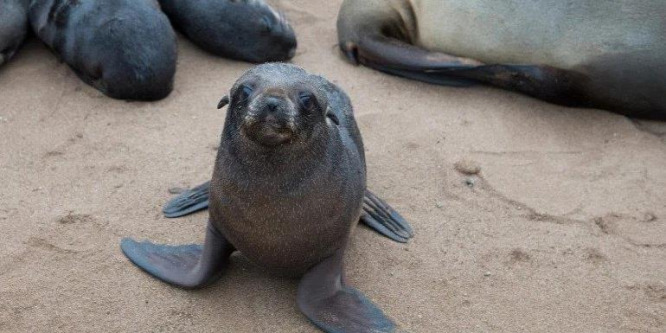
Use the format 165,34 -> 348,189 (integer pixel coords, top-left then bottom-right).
1,0 -> 665,332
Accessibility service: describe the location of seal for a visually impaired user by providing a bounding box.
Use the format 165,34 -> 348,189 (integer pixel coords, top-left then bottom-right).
157,0 -> 297,63
0,0 -> 29,67
29,0 -> 177,100
337,0 -> 666,120
121,63 -> 412,332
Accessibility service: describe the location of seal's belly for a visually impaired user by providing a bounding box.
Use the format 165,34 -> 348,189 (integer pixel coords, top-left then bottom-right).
212,182 -> 363,275
414,0 -> 665,70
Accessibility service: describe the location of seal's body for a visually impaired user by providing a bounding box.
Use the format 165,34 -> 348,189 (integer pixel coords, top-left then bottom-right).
0,0 -> 29,66
121,64 -> 410,332
29,0 -> 177,100
209,66 -> 364,274
338,0 -> 666,119
157,0 -> 296,63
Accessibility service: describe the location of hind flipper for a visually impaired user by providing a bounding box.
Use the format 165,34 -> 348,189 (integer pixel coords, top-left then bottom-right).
297,247 -> 400,333
341,35 -> 482,86
342,35 -> 584,106
361,190 -> 413,243
162,181 -> 211,218
120,221 -> 234,289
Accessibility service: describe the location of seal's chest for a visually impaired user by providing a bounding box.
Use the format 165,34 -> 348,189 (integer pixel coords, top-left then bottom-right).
218,187 -> 356,273
225,184 -> 346,234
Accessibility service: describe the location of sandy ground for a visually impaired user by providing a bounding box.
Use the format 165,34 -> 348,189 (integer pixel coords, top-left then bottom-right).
1,1 -> 665,332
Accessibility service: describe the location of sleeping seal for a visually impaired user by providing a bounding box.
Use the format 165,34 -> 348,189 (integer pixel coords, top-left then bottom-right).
157,0 -> 297,62
121,63 -> 412,332
29,0 -> 177,100
0,0 -> 29,66
337,0 -> 666,120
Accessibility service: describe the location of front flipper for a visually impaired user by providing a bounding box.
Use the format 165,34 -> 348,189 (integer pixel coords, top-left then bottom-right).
297,247 -> 400,333
163,182 -> 414,243
120,221 -> 234,289
361,190 -> 413,243
162,181 -> 211,218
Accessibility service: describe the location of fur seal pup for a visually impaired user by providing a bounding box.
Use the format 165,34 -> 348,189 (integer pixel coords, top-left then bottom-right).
29,0 -> 177,100
121,63 -> 411,332
337,0 -> 666,120
0,0 -> 29,67
157,0 -> 297,63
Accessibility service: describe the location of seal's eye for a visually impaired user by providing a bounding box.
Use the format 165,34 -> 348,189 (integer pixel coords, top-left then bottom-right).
299,91 -> 315,111
239,84 -> 253,101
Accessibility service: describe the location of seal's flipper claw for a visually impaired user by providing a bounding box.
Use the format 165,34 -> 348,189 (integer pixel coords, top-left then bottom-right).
360,190 -> 413,243
121,221 -> 233,289
298,248 -> 400,333
163,181 -> 212,218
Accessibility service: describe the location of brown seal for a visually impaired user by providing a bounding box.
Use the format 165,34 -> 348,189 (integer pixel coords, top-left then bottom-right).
337,0 -> 666,120
121,63 -> 412,332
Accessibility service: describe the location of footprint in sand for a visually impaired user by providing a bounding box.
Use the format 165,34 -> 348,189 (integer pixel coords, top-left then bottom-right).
273,0 -> 319,25
508,248 -> 531,264
27,212 -> 109,254
593,213 -> 666,248
583,248 -> 607,265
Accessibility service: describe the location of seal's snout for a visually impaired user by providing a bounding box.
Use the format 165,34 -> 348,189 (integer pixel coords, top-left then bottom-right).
264,96 -> 281,113
242,95 -> 296,147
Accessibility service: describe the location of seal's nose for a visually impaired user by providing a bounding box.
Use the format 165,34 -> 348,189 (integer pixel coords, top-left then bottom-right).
265,96 -> 281,113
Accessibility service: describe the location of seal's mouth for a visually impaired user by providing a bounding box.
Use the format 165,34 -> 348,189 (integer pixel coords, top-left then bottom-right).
242,116 -> 296,147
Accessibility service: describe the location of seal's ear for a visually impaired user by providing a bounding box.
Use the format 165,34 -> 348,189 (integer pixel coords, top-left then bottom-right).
325,107 -> 340,125
217,95 -> 230,109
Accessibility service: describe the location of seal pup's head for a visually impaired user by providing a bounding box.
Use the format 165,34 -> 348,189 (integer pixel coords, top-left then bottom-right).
219,0 -> 297,62
218,63 -> 330,149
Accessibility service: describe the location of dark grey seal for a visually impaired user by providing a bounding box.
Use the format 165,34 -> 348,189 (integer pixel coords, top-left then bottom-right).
337,0 -> 666,120
121,63 -> 412,332
29,0 -> 177,100
157,0 -> 297,63
0,0 -> 29,66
